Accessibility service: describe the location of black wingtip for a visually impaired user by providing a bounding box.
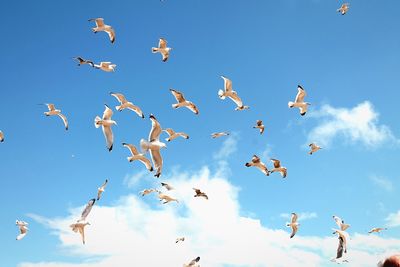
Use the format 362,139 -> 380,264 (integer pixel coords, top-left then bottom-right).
108,145 -> 113,151
150,167 -> 154,172
300,112 -> 306,116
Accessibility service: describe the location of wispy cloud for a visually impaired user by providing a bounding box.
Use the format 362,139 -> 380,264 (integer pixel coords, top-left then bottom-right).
370,175 -> 394,192
385,211 -> 400,227
123,170 -> 149,188
213,133 -> 239,160
280,212 -> 318,222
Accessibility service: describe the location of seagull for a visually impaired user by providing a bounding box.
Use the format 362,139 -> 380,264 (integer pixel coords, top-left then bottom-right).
245,155 -> 269,176
169,89 -> 199,114
72,56 -> 94,67
332,229 -> 348,259
161,182 -> 174,191
88,18 -> 115,43
333,215 -> 350,231
110,92 -> 144,118
139,188 -> 156,196
184,256 -> 200,267
286,213 -> 299,238
337,3 -> 350,15
368,227 -> 387,234
253,120 -> 265,135
0,131 -> 4,142
308,143 -> 322,155
288,85 -> 310,116
16,220 -> 28,240
42,103 -> 68,130
157,191 -> 178,204
175,237 -> 185,243
193,188 -> 208,200
94,104 -> 117,151
122,143 -> 153,172
218,76 -> 249,111
163,128 -> 189,142
140,114 -> 166,178
152,38 -> 171,62
79,198 -> 96,222
97,179 -> 108,201
211,132 -> 229,138
270,159 -> 287,178
93,62 -> 116,72
70,221 -> 90,244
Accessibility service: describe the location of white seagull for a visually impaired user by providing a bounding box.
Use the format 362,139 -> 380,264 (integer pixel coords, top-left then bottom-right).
175,237 -> 185,243
218,76 -> 249,111
16,220 -> 29,240
309,143 -> 322,155
211,132 -> 229,139
110,92 -> 144,118
157,191 -> 178,204
368,227 -> 387,234
122,143 -> 153,172
94,104 -> 117,151
88,18 -> 115,43
184,256 -> 200,267
193,188 -> 208,200
337,3 -> 350,15
163,128 -> 189,142
73,56 -> 94,67
42,103 -> 68,130
0,131 -> 4,142
170,89 -> 199,114
270,158 -> 287,178
245,155 -> 269,176
97,179 -> 108,201
333,215 -> 350,231
139,188 -> 156,196
152,38 -> 171,62
70,221 -> 90,244
93,62 -> 116,72
140,114 -> 166,178
79,198 -> 96,222
253,120 -> 265,135
286,213 -> 299,238
288,85 -> 310,116
332,229 -> 348,260
161,182 -> 174,191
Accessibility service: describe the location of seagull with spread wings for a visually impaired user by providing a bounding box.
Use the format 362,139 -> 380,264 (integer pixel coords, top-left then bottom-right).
253,120 -> 265,135
122,143 -> 153,172
88,18 -> 115,43
139,188 -> 157,196
169,89 -> 199,114
110,92 -> 144,118
161,182 -> 174,191
270,159 -> 287,178
333,215 -> 350,231
157,191 -> 178,204
286,213 -> 299,238
70,221 -> 90,244
337,3 -> 350,15
332,229 -> 349,262
163,128 -> 189,142
78,198 -> 96,222
288,85 -> 310,116
368,227 -> 387,234
211,132 -> 229,138
73,56 -> 94,67
309,143 -> 322,155
218,76 -> 249,110
184,256 -> 200,267
93,62 -> 116,72
16,220 -> 29,240
97,179 -> 108,201
175,237 -> 185,243
42,103 -> 68,130
94,104 -> 117,151
0,131 -> 4,142
152,38 -> 171,62
193,188 -> 208,200
245,155 -> 269,176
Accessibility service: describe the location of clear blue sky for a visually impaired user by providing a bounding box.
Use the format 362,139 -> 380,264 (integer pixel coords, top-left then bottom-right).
1,0 -> 400,266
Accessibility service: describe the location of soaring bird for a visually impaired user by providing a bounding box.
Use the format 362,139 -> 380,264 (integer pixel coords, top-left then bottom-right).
88,18 -> 115,43
15,220 -> 28,240
140,114 -> 166,178
169,89 -> 199,114
94,104 -> 117,151
70,221 -> 90,244
157,191 -> 178,204
308,143 -> 322,155
193,188 -> 208,200
175,237 -> 185,243
79,199 -> 96,222
288,85 -> 310,116
270,159 -> 287,178
332,229 -> 348,259
368,227 -> 387,234
211,132 -> 229,139
110,92 -> 144,118
0,131 -> 4,142
245,155 -> 269,176
139,188 -> 156,196
122,143 -> 153,172
97,179 -> 108,201
337,3 -> 350,15
286,213 -> 299,238
253,120 -> 265,135
161,182 -> 174,191
73,56 -> 94,67
152,38 -> 171,62
93,62 -> 116,72
333,215 -> 350,231
184,256 -> 200,267
42,103 -> 68,130
218,76 -> 249,110
163,128 -> 189,142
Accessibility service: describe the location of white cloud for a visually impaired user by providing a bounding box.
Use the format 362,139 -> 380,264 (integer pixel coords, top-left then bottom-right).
280,212 -> 318,222
307,101 -> 398,148
370,175 -> 394,192
122,170 -> 149,188
213,133 -> 239,160
385,211 -> 400,227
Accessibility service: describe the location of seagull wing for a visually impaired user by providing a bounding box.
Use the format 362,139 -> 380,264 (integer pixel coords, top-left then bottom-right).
229,92 -> 244,108
94,18 -> 105,27
105,27 -> 115,43
271,159 -> 281,168
123,143 -> 139,156
125,103 -> 144,118
163,128 -> 175,136
46,103 -> 56,111
336,236 -> 345,259
170,89 -> 186,103
57,113 -> 68,130
294,85 -> 306,103
80,199 -> 95,221
290,224 -> 298,238
291,213 -> 298,223
110,92 -> 127,104
149,115 -> 162,142
252,155 -> 261,164
79,226 -> 86,244
187,102 -> 199,114
150,148 -> 163,177
137,155 -> 153,171
103,125 -> 114,151
102,105 -> 113,120
159,38 -> 167,49
221,76 -> 232,92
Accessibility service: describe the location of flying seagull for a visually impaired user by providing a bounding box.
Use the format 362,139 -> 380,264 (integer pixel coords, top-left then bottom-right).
368,227 -> 387,234
79,198 -> 96,222
16,220 -> 28,240
97,179 -> 108,201
163,128 -> 189,142
170,89 -> 199,114
42,103 -> 68,130
288,85 -> 310,116
70,221 -> 90,244
337,3 -> 350,15
184,256 -> 200,267
333,215 -> 350,231
253,120 -> 265,135
94,104 -> 117,151
139,188 -> 157,196
218,76 -> 249,110
332,229 -> 348,261
0,131 -> 4,142
152,38 -> 171,62
88,18 -> 115,43
93,62 -> 116,72
110,92 -> 144,118
193,188 -> 208,200
286,213 -> 299,238
161,182 -> 174,191
309,143 -> 322,155
73,56 -> 94,67
270,159 -> 287,178
157,191 -> 178,204
245,155 -> 269,176
211,132 -> 229,138
140,114 -> 166,177
122,143 -> 153,172
175,237 -> 185,243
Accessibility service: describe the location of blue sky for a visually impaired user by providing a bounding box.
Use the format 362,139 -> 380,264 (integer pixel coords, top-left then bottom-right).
1,0 -> 400,266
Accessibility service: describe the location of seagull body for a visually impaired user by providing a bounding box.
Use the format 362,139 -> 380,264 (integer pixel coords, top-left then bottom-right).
157,191 -> 178,204
193,188 -> 208,200
97,179 -> 108,201
0,131 -> 4,142
253,120 -> 265,134
110,92 -> 144,118
16,220 -> 28,240
88,18 -> 115,43
79,198 -> 96,222
331,234 -> 348,263
140,114 -> 166,177
270,159 -> 287,178
308,143 -> 322,155
93,62 -> 116,72
170,89 -> 199,114
286,213 -> 299,238
211,132 -> 229,138
94,104 -> 117,151
152,38 -> 171,62
218,76 -> 249,110
245,155 -> 269,176
73,56 -> 94,67
333,215 -> 350,231
70,221 -> 90,244
43,103 -> 68,130
368,227 -> 387,234
184,256 -> 200,267
163,128 -> 189,142
332,229 -> 348,257
140,188 -> 156,196
123,143 -> 153,172
288,85 -> 310,116
176,237 -> 185,243
161,182 -> 174,191
337,3 -> 349,15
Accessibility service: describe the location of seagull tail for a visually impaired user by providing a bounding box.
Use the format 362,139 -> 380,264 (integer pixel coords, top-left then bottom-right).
115,105 -> 122,111
288,101 -> 294,108
140,139 -> 150,153
151,47 -> 158,53
172,103 -> 179,109
218,90 -> 225,99
94,116 -> 101,128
